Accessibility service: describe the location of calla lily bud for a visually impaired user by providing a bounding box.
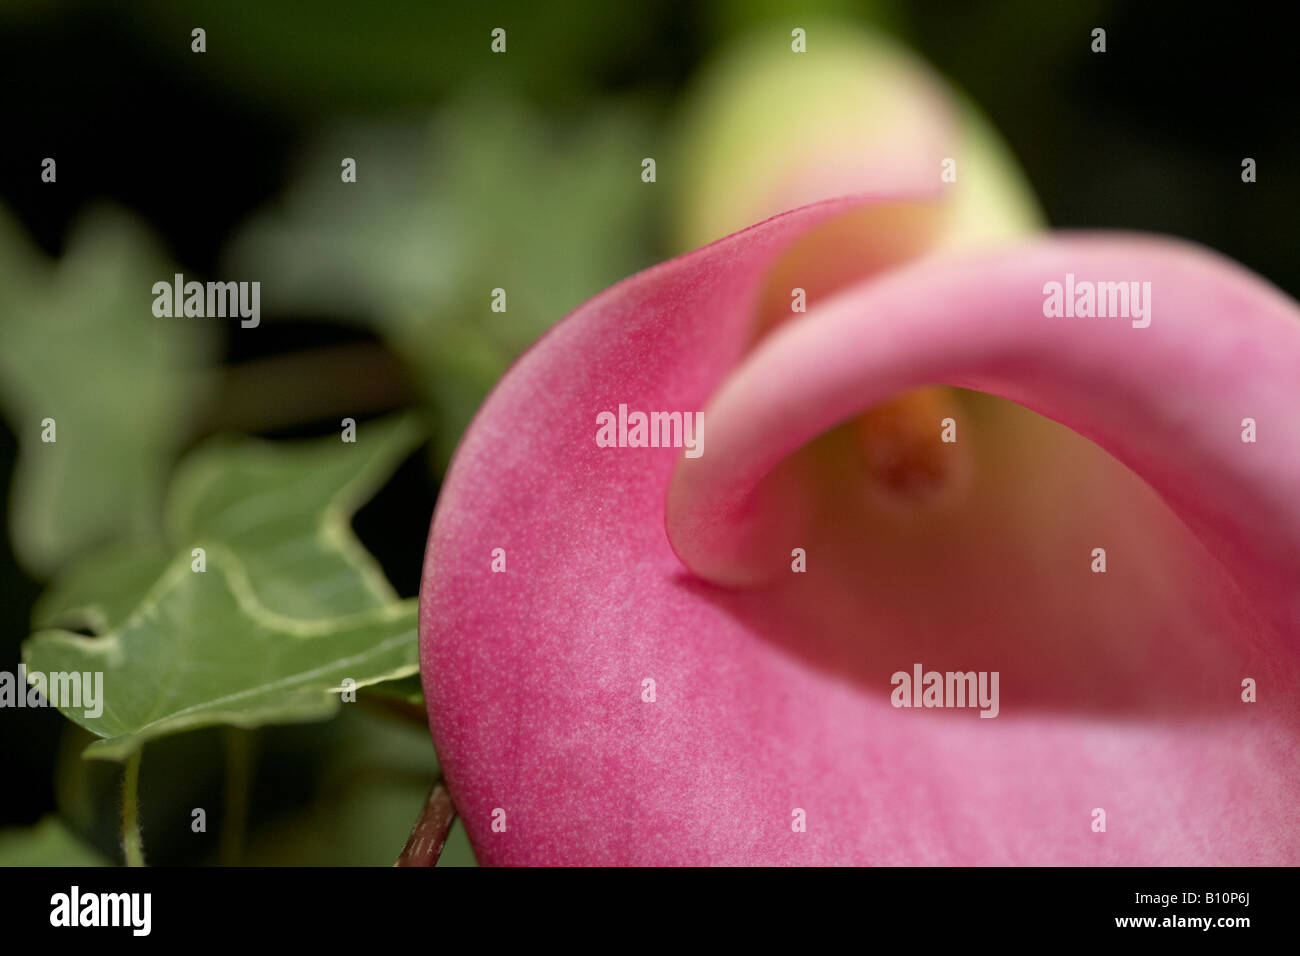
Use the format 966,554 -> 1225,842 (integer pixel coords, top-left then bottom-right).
672,24 -> 1043,255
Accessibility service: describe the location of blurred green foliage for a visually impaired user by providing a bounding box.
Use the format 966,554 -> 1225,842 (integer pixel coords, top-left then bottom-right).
227,92 -> 658,464
0,815 -> 109,866
0,207 -> 216,578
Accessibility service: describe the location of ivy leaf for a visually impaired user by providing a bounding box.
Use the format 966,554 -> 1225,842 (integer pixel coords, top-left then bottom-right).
164,414 -> 422,619
0,205 -> 216,577
34,415 -> 423,636
24,549 -> 418,761
32,540 -> 174,634
24,416 -> 427,757
0,816 -> 109,866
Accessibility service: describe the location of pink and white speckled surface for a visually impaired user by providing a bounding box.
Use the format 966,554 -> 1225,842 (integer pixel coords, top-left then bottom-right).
419,196 -> 1300,865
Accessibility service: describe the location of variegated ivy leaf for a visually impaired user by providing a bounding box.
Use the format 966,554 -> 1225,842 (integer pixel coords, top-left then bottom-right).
31,540 -> 174,634
163,414 -> 423,619
24,548 -> 418,761
34,415 -> 423,635
24,415 -> 427,757
35,413 -> 421,634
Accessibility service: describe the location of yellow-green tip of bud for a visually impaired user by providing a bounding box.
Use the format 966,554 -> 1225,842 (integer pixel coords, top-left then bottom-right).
671,24 -> 1044,252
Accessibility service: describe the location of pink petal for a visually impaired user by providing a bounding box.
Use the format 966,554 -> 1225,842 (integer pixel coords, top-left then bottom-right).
668,234 -> 1300,633
421,209 -> 1300,865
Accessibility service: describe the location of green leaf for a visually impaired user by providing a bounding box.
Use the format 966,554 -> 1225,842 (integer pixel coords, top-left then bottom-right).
25,415 -> 425,755
0,816 -> 110,866
35,414 -> 423,636
32,540 -> 174,633
0,204 -> 216,577
165,414 -> 422,618
24,549 -> 418,761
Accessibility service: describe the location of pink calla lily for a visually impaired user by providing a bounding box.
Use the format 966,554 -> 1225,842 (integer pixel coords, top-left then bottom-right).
418,30 -> 1300,864
418,192 -> 1300,864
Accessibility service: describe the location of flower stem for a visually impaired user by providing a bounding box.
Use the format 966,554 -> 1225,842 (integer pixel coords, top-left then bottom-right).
219,728 -> 255,866
394,779 -> 455,866
121,749 -> 145,867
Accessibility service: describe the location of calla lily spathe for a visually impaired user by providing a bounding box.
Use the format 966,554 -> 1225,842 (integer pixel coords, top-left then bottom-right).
419,29 -> 1300,865
419,193 -> 1300,864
